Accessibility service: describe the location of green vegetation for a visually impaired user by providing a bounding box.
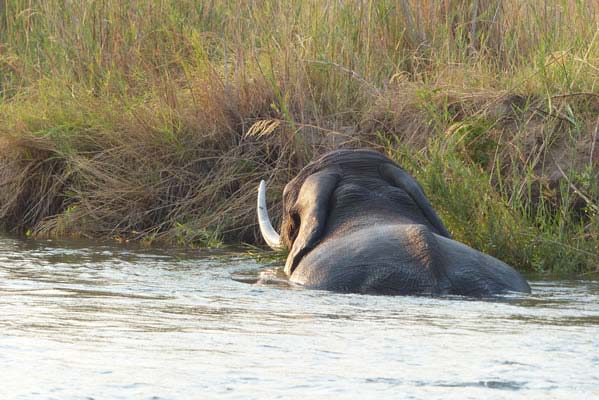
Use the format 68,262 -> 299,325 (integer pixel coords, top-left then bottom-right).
0,0 -> 597,274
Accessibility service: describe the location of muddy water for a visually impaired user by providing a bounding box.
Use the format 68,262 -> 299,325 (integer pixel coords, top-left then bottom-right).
0,237 -> 598,399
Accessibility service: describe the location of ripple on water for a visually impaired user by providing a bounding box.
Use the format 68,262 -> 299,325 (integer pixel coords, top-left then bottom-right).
0,237 -> 598,399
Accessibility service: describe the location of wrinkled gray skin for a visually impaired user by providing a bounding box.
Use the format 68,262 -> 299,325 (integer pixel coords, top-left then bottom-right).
275,149 -> 530,297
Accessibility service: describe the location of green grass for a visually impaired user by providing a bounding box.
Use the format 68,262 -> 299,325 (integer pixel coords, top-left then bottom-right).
0,0 -> 598,273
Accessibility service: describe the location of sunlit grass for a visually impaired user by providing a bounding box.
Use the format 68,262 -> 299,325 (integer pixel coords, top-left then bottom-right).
0,0 -> 597,273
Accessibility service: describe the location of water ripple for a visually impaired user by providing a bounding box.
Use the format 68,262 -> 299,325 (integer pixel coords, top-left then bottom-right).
0,237 -> 598,399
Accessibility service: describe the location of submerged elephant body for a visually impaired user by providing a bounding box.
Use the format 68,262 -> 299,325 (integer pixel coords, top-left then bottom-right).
258,149 -> 530,296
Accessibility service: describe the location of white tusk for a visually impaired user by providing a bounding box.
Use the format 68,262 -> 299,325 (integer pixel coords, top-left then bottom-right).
257,180 -> 283,250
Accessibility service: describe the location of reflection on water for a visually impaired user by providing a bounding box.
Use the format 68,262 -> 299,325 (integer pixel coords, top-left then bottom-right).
1,237 -> 598,399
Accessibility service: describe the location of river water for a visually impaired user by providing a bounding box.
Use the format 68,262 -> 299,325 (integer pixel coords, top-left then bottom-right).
0,236 -> 598,399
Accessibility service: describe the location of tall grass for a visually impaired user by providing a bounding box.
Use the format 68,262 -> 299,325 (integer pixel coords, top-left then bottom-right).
0,0 -> 597,273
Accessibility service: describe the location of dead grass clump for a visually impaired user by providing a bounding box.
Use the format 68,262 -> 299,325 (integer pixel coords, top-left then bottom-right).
0,70 -> 317,246
0,136 -> 72,234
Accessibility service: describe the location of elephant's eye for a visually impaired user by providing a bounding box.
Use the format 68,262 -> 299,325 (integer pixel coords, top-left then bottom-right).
288,211 -> 301,243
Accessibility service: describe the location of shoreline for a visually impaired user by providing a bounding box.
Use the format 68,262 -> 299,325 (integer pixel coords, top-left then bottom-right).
0,1 -> 597,274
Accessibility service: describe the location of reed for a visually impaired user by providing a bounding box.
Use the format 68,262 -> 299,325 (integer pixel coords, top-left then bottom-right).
0,0 -> 597,273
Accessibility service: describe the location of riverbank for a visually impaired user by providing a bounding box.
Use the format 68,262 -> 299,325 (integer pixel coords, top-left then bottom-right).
0,1 -> 597,273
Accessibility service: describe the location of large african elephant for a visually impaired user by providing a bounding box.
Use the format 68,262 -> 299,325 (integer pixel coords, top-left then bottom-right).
257,149 -> 530,296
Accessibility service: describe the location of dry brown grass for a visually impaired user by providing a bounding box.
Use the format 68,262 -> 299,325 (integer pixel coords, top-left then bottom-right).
0,0 -> 597,272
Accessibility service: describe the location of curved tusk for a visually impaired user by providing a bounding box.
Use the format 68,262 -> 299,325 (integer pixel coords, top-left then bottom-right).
257,180 -> 284,250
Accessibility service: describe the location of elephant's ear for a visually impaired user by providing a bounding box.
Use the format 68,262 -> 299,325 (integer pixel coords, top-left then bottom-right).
380,162 -> 451,239
284,166 -> 342,275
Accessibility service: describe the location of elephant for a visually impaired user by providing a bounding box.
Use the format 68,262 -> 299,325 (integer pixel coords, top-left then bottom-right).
257,149 -> 531,296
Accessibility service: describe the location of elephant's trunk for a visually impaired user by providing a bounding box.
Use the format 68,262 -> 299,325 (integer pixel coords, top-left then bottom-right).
257,180 -> 284,250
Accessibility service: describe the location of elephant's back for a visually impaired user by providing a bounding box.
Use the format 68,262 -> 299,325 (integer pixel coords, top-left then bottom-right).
291,224 -> 448,295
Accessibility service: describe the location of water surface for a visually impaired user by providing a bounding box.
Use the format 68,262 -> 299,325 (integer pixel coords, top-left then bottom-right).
1,237 -> 598,399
